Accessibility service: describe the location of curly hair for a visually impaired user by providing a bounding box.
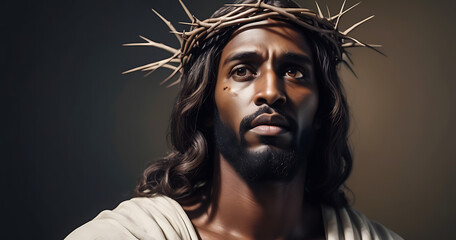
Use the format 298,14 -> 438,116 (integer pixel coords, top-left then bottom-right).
135,0 -> 353,208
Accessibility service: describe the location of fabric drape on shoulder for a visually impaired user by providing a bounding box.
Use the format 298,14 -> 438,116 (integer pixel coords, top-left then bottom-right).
66,195 -> 403,240
322,205 -> 403,240
65,196 -> 198,240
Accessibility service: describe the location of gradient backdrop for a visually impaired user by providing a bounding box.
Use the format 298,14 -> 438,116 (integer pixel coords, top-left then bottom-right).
2,0 -> 455,239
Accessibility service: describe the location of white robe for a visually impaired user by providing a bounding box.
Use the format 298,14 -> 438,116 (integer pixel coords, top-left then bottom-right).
66,195 -> 403,240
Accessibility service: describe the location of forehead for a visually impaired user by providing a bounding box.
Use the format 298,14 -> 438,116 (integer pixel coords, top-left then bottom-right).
221,19 -> 313,60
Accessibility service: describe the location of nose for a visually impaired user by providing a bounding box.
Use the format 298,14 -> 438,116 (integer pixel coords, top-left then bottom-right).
253,68 -> 286,106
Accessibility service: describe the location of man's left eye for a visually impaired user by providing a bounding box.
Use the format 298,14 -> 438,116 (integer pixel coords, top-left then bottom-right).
284,68 -> 304,79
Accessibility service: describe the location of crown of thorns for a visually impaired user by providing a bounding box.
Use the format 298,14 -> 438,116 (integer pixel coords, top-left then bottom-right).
123,0 -> 381,87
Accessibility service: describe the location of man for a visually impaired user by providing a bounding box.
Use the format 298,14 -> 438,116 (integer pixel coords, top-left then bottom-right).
67,0 -> 402,239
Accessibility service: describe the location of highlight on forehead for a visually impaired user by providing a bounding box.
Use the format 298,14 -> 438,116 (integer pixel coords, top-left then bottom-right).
123,0 -> 381,87
228,19 -> 309,46
222,51 -> 313,70
221,22 -> 314,66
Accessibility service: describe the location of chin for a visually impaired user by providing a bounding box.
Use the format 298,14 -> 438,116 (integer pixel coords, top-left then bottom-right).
215,120 -> 301,183
242,146 -> 301,183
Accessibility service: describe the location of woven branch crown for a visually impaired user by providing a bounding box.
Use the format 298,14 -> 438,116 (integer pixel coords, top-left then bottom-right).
123,0 -> 380,87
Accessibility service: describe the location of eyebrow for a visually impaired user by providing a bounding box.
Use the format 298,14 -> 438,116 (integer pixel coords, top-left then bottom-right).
223,51 -> 262,65
281,52 -> 312,65
222,51 -> 312,66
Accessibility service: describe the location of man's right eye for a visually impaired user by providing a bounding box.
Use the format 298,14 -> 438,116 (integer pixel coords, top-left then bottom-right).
230,66 -> 255,81
236,68 -> 248,76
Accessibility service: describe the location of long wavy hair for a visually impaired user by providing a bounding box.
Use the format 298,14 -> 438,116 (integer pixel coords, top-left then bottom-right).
136,0 -> 353,207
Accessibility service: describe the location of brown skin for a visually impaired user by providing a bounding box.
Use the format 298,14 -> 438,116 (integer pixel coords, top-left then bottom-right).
184,20 -> 324,240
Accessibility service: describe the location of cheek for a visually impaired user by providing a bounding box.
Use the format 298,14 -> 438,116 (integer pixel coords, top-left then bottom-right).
289,88 -> 319,129
214,81 -> 246,135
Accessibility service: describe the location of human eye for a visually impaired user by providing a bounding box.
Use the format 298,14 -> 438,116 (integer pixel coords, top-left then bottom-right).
230,65 -> 256,81
283,66 -> 308,82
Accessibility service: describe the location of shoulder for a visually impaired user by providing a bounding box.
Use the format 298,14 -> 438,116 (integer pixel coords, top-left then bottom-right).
321,205 -> 403,240
65,195 -> 198,240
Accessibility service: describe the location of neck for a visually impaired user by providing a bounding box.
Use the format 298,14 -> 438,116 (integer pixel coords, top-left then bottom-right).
186,154 -> 324,240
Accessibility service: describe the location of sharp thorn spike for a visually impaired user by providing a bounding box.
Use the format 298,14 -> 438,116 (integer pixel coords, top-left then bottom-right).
179,22 -> 197,26
166,79 -> 181,88
179,0 -> 194,22
342,60 -> 358,78
335,0 -> 346,29
315,1 -> 324,18
138,35 -> 151,42
151,9 -> 183,44
160,66 -> 182,85
329,2 -> 361,21
343,15 -> 374,35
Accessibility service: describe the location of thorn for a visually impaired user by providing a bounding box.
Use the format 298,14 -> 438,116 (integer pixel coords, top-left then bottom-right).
139,35 -> 151,42
179,0 -> 194,22
169,31 -> 184,35
151,8 -> 183,44
179,22 -> 197,26
329,2 -> 361,21
167,79 -> 181,88
315,1 -> 324,18
335,0 -> 346,29
342,60 -> 358,78
344,51 -> 354,65
160,66 -> 182,85
343,15 -> 374,35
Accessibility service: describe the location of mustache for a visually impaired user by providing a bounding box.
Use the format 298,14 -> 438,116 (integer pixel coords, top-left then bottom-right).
239,106 -> 296,135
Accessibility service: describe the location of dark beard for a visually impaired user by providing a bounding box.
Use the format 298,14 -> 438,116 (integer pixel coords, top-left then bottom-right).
214,107 -> 314,183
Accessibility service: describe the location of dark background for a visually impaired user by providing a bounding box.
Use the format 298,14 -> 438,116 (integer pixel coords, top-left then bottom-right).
2,0 -> 455,239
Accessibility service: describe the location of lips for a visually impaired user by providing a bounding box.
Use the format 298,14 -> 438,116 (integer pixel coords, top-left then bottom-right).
250,114 -> 290,135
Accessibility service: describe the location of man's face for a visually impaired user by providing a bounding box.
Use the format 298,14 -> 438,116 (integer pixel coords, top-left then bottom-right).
214,20 -> 319,182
